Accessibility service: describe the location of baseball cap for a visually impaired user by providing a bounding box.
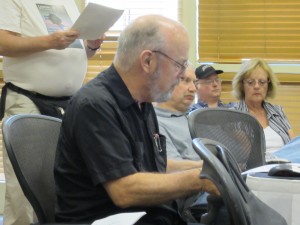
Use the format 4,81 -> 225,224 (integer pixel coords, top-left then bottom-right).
195,65 -> 224,79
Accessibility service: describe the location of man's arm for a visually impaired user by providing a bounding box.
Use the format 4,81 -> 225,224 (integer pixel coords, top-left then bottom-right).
0,29 -> 81,57
157,121 -> 203,172
167,159 -> 203,173
103,169 -> 218,208
84,35 -> 105,58
158,125 -> 185,160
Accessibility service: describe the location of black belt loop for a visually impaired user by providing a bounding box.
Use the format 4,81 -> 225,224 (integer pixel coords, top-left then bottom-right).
0,83 -> 8,120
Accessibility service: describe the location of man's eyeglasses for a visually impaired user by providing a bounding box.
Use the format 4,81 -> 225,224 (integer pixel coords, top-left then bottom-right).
152,50 -> 188,74
243,79 -> 269,87
194,78 -> 222,86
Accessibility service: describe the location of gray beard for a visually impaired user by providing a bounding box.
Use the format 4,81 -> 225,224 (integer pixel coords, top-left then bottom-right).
149,67 -> 178,102
154,90 -> 173,103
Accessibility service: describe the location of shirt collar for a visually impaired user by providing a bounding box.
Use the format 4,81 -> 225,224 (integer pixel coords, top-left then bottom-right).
154,107 -> 185,118
197,100 -> 224,107
101,64 -> 136,110
239,100 -> 279,119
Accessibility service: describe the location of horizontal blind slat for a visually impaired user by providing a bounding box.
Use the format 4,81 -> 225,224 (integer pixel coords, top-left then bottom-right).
198,0 -> 300,63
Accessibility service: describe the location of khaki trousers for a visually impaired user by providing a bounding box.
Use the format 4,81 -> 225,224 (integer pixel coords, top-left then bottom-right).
3,90 -> 39,225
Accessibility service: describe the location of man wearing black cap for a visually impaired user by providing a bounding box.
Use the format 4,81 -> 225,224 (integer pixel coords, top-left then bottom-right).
189,64 -> 235,112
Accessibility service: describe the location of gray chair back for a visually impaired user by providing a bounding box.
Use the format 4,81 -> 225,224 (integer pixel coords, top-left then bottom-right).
2,114 -> 61,223
192,138 -> 287,225
188,108 -> 266,171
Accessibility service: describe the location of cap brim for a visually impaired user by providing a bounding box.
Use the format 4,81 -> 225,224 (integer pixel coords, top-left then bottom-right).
215,70 -> 224,74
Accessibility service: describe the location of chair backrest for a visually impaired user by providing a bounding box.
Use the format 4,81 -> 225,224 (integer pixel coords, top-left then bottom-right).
192,138 -> 287,225
2,114 -> 62,223
188,108 -> 266,171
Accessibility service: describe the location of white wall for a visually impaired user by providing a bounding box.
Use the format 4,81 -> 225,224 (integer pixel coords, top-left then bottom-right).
181,0 -> 198,65
0,175 -> 4,214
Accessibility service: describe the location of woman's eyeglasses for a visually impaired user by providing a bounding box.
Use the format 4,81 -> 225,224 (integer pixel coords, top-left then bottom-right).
243,79 -> 269,87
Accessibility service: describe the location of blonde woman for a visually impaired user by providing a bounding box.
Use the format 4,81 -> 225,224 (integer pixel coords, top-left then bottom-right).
232,58 -> 296,155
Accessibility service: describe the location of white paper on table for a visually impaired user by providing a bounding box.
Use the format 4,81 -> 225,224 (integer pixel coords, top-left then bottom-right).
71,3 -> 124,40
91,212 -> 146,225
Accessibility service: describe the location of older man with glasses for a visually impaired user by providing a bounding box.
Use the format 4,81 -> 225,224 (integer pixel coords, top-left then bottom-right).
54,15 -> 219,225
189,64 -> 235,112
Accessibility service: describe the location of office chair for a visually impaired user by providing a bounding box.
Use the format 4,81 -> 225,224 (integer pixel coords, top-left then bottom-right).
2,114 -> 89,225
192,138 -> 287,225
188,108 -> 266,171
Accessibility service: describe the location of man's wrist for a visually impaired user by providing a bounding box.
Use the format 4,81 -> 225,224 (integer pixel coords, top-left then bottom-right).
87,45 -> 100,51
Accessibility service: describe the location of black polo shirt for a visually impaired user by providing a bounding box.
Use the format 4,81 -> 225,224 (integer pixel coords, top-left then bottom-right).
54,65 -> 180,224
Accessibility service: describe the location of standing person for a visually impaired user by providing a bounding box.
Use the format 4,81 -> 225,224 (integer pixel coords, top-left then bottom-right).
54,15 -> 219,225
155,64 -> 201,162
189,64 -> 234,112
232,58 -> 296,155
0,1 -> 104,225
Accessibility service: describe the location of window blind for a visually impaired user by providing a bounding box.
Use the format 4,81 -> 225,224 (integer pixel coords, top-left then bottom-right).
198,0 -> 300,63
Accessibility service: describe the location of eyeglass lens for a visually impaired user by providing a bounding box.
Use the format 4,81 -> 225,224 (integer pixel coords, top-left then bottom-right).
244,79 -> 269,86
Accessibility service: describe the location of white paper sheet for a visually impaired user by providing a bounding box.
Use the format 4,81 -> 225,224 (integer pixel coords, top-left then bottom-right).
71,3 -> 124,40
91,212 -> 146,225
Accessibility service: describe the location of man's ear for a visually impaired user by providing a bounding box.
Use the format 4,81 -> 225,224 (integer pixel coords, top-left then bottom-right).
140,50 -> 153,73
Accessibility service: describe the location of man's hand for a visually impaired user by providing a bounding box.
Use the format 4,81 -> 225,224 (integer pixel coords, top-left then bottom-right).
200,178 -> 220,196
48,30 -> 80,50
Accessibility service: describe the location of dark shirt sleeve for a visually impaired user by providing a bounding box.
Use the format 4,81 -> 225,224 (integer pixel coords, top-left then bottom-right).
72,96 -> 137,185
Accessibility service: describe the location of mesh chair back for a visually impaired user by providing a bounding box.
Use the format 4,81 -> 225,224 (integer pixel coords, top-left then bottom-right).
2,114 -> 62,223
188,108 -> 266,171
192,138 -> 287,225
